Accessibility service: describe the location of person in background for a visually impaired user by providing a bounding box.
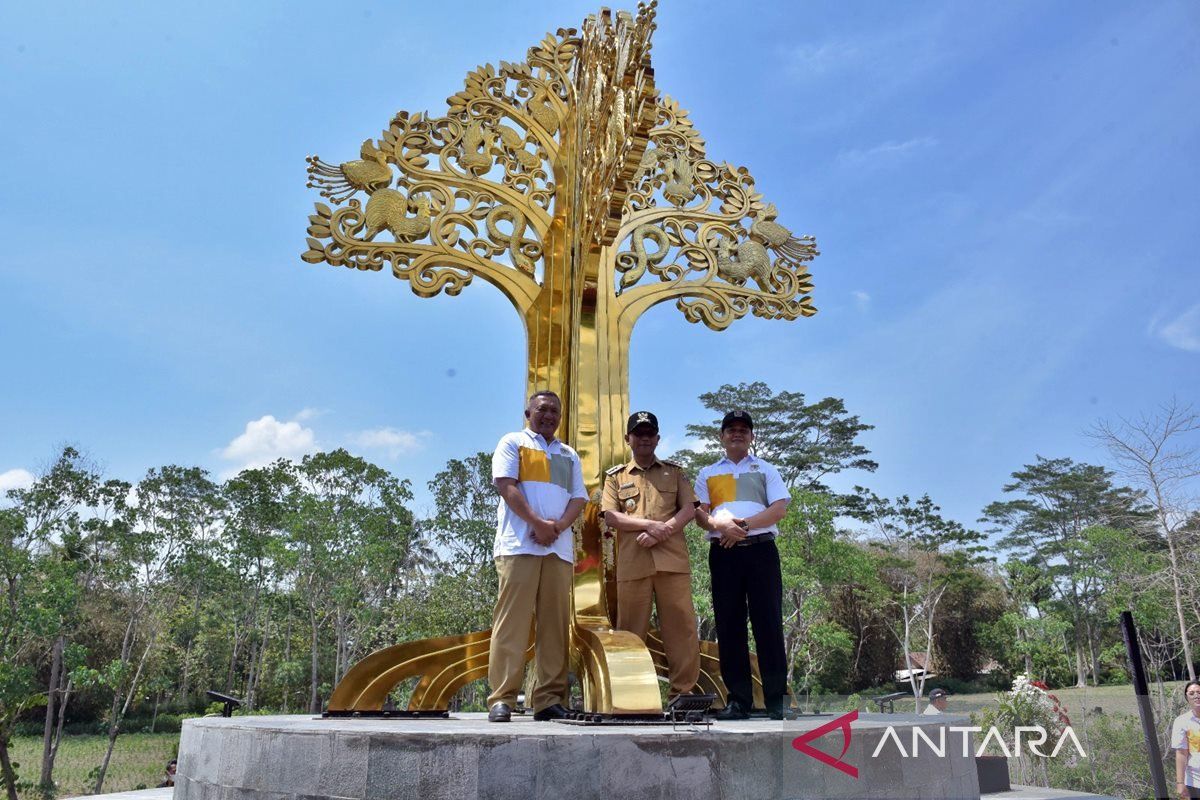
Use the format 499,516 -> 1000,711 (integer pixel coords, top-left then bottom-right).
158,759 -> 177,788
1172,680 -> 1200,799
923,687 -> 951,715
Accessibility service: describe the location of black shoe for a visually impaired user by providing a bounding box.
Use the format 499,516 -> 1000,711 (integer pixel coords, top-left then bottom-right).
768,707 -> 795,720
714,700 -> 749,721
488,702 -> 512,722
532,703 -> 571,721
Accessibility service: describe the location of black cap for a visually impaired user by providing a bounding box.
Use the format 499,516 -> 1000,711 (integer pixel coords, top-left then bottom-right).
627,411 -> 659,434
721,410 -> 754,431
928,688 -> 950,700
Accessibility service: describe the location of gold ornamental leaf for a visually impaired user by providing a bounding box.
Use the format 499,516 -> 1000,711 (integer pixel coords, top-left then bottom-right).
301,250 -> 325,264
314,203 -> 332,219
306,237 -> 324,251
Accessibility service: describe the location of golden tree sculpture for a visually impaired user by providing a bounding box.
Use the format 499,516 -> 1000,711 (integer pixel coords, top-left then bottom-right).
303,3 -> 819,716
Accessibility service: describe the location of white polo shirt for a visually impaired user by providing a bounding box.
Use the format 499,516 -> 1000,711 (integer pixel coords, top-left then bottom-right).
1172,711 -> 1200,788
492,428 -> 588,563
694,453 -> 789,540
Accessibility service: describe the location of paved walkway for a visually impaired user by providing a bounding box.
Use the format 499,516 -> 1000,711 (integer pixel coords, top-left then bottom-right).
63,777 -> 1120,800
985,785 -> 1120,800
62,789 -> 173,800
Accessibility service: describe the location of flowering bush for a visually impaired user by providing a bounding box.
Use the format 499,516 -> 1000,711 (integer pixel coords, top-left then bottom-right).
1017,675 -> 1073,729
975,673 -> 1079,784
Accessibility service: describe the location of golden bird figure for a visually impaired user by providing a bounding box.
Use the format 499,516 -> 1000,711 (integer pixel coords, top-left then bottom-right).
636,144 -> 660,179
527,86 -> 559,135
662,151 -> 695,207
460,121 -> 495,174
750,203 -> 819,263
713,236 -> 774,293
364,192 -> 432,243
496,124 -> 541,170
306,139 -> 393,204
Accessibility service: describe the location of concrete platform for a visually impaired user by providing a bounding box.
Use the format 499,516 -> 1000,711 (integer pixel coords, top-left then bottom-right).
177,712 -> 982,800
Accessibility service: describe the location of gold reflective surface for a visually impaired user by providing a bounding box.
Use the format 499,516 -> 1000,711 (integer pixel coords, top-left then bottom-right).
307,3 -> 818,715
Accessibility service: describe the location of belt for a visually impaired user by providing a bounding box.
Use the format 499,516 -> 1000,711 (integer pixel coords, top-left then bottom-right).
711,533 -> 776,547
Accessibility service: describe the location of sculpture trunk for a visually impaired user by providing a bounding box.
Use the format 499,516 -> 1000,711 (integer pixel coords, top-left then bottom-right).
522,216 -> 661,712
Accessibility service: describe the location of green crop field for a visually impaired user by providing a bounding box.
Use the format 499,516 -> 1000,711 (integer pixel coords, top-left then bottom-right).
7,733 -> 178,799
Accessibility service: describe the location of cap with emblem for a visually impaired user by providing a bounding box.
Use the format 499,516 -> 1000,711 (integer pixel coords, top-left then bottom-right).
721,410 -> 754,431
928,688 -> 951,700
626,411 -> 659,434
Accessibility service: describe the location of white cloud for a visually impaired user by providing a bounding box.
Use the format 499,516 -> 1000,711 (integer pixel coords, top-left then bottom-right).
1151,304 -> 1200,353
219,414 -> 317,477
350,427 -> 429,459
783,39 -> 863,76
853,291 -> 872,312
294,407 -> 323,421
837,137 -> 938,166
0,468 -> 35,493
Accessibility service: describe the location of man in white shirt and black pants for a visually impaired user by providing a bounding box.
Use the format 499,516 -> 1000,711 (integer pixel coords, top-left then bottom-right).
694,410 -> 791,720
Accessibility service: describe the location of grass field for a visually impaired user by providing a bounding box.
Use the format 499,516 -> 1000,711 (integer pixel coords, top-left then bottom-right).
940,680 -> 1188,719
8,733 -> 178,799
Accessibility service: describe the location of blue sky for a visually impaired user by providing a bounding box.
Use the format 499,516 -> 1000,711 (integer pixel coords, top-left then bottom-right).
2,1 -> 1197,531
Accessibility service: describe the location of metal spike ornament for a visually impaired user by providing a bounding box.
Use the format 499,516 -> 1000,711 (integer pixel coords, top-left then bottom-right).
302,3 -> 820,716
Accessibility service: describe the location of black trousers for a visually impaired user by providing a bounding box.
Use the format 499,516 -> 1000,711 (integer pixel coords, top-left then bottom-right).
709,539 -> 787,710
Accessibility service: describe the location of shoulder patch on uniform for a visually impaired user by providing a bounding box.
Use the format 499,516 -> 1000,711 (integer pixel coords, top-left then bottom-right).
661,459 -> 685,469
605,464 -> 624,476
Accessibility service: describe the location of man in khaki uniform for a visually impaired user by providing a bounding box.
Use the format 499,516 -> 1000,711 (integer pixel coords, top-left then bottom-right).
601,411 -> 700,699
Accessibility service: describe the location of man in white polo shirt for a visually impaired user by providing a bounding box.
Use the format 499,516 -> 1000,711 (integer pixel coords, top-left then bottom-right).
487,390 -> 588,723
694,410 -> 791,720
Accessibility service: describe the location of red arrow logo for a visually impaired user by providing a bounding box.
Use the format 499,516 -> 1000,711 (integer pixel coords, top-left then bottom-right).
791,710 -> 858,778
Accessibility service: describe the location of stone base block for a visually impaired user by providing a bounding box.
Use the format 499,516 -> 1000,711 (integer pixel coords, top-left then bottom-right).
177,712 -> 981,800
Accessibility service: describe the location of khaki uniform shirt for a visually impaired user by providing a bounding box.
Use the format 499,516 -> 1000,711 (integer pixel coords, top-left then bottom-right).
601,458 -> 695,582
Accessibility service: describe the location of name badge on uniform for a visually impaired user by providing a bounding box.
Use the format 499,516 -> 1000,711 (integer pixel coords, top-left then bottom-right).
617,485 -> 639,512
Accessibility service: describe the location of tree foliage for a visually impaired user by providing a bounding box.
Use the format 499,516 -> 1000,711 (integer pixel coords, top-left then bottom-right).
670,381 -> 877,492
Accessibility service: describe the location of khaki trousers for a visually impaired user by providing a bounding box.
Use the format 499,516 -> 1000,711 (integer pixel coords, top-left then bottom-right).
487,554 -> 572,712
617,571 -> 700,697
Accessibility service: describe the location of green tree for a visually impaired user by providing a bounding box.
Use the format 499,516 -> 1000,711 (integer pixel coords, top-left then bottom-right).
933,565 -> 1005,681
286,450 -> 420,713
982,457 -> 1146,687
89,465 -> 210,793
670,382 -> 877,492
424,452 -> 498,577
1089,400 -> 1200,681
776,489 -> 875,700
418,452 -> 500,636
0,446 -> 123,797
857,491 -> 985,708
0,507 -> 70,800
223,461 -> 296,710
